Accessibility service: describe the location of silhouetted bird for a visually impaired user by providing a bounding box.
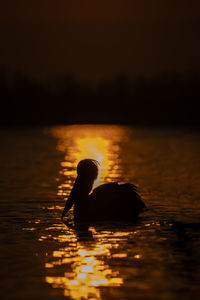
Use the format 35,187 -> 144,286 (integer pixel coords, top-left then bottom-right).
61,159 -> 146,223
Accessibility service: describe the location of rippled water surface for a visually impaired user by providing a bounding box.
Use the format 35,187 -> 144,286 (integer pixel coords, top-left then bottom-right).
1,125 -> 200,300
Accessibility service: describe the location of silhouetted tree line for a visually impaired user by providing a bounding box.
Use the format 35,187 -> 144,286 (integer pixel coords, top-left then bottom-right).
0,67 -> 200,126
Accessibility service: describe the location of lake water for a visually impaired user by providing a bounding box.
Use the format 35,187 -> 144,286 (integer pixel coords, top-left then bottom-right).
1,125 -> 200,300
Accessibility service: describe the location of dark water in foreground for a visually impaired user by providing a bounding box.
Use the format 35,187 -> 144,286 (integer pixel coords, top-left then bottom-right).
1,125 -> 200,300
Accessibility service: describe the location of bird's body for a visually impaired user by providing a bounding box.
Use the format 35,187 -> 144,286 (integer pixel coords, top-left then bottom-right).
81,182 -> 145,222
61,159 -> 146,223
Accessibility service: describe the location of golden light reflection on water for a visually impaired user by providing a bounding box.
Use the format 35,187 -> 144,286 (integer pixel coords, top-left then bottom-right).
44,125 -> 135,299
43,226 -> 132,300
51,125 -> 130,190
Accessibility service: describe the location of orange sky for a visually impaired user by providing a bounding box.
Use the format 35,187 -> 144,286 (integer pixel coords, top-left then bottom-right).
1,1 -> 200,22
1,1 -> 200,82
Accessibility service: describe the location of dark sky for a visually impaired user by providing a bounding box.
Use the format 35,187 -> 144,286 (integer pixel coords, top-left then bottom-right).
1,0 -> 200,83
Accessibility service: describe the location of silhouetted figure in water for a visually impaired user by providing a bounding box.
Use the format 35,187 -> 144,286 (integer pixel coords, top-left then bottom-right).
61,159 -> 146,223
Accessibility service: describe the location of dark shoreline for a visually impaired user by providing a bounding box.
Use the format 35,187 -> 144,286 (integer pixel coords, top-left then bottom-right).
1,69 -> 200,127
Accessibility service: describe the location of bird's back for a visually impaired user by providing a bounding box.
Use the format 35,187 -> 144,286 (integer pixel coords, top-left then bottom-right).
87,182 -> 145,221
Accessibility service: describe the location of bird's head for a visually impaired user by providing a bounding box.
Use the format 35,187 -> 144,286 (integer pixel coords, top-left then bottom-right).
74,159 -> 99,195
77,159 -> 99,181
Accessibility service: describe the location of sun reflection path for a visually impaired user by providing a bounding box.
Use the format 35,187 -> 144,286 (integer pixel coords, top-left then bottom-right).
51,125 -> 130,190
45,125 -> 136,299
44,226 -> 132,300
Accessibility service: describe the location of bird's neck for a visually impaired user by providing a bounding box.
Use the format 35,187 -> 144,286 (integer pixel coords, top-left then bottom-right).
73,175 -> 94,197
